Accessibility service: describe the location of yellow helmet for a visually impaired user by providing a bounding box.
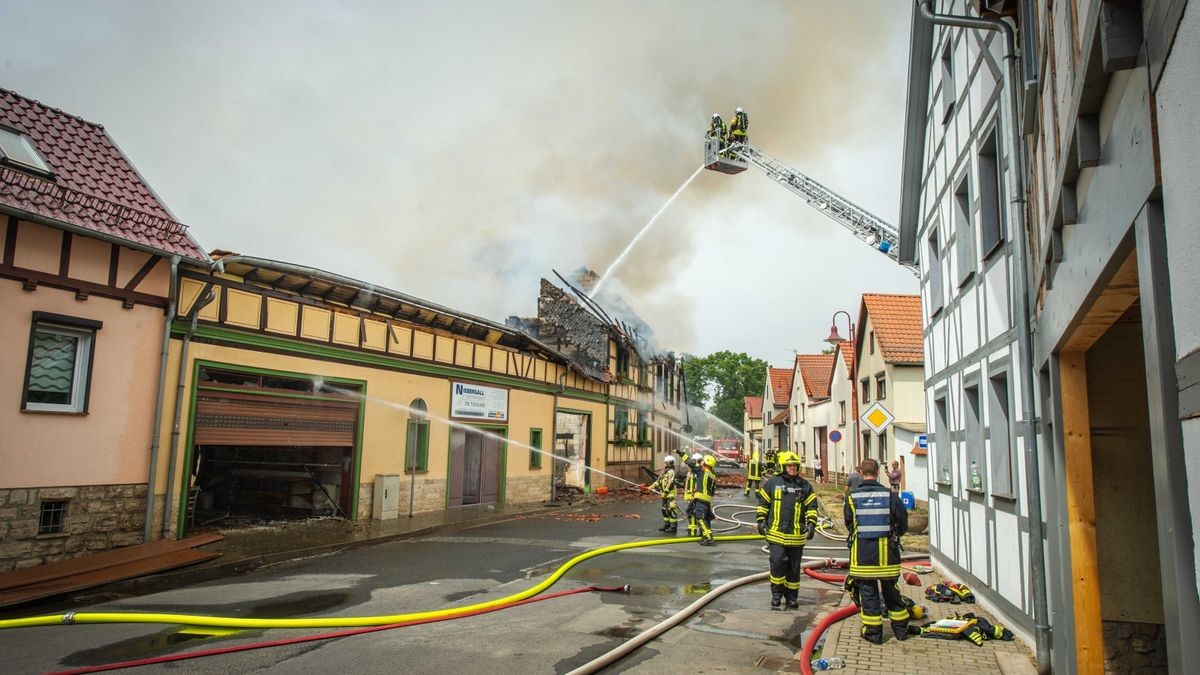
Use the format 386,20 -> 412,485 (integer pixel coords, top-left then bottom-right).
702,454 -> 717,469
778,451 -> 802,468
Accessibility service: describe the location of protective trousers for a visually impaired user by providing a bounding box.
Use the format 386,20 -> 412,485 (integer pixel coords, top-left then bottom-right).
660,494 -> 678,529
855,576 -> 910,642
767,543 -> 804,601
693,501 -> 714,541
744,478 -> 759,497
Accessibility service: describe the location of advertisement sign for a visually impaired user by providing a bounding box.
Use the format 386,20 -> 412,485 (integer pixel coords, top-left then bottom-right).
451,382 -> 508,421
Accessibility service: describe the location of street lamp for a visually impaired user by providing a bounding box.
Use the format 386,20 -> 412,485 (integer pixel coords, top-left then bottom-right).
825,310 -> 859,467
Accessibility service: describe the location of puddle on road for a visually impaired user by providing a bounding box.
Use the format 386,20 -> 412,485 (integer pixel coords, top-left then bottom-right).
248,591 -> 350,617
61,626 -> 248,667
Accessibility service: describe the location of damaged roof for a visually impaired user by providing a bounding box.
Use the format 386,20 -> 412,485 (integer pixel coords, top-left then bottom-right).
0,87 -> 207,261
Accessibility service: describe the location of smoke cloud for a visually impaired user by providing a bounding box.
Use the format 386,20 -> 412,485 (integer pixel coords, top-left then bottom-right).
0,0 -> 912,358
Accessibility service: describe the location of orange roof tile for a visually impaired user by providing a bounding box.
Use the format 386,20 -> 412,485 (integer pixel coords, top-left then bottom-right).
771,408 -> 790,424
861,293 -> 924,365
744,396 -> 763,418
796,354 -> 835,400
769,368 -> 794,405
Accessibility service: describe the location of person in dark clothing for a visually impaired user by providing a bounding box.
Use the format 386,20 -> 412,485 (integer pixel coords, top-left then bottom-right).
844,458 -> 910,644
756,451 -> 819,610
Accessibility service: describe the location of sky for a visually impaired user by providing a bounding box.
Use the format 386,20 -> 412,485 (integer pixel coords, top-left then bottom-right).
1,0 -> 918,367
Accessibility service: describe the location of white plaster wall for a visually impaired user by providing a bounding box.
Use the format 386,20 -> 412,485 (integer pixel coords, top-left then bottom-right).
1157,1 -> 1200,597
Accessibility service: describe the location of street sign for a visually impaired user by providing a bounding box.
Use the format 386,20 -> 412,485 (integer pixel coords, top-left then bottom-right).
859,402 -> 895,435
829,429 -> 842,443
917,434 -> 928,449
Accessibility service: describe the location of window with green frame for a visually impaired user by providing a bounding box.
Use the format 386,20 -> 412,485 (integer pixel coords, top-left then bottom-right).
637,413 -> 648,443
530,428 -> 543,469
615,408 -> 629,438
405,398 -> 430,472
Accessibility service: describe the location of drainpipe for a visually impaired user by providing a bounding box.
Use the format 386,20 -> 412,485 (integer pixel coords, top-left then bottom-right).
917,3 -> 1050,672
161,284 -> 215,538
143,255 -> 180,541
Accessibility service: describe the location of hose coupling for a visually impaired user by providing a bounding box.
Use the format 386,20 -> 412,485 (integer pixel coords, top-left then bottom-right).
62,612 -> 77,625
622,585 -> 631,593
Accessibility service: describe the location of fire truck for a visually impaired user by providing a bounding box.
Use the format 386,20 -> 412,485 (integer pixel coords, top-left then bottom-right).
712,438 -> 743,462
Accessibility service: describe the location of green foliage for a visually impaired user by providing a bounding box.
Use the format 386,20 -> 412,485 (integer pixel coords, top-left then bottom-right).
681,351 -> 769,432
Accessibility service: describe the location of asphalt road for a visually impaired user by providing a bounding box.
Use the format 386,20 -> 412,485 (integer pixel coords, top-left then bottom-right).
0,489 -> 847,674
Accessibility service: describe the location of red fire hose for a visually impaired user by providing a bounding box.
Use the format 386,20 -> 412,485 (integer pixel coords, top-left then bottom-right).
799,604 -> 859,675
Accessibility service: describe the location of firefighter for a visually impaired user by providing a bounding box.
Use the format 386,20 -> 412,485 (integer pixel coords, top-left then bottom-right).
684,452 -> 702,537
707,113 -> 726,151
744,447 -> 762,497
755,451 -> 818,610
844,458 -> 910,644
652,455 -> 679,532
727,107 -> 749,146
693,454 -> 718,546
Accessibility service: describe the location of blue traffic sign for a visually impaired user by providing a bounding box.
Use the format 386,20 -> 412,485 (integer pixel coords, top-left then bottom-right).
918,434 -> 928,449
829,430 -> 843,443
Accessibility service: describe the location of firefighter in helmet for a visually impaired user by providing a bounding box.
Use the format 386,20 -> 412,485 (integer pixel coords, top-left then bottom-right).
756,451 -> 818,609
844,458 -> 910,643
744,447 -> 763,497
708,113 -> 727,152
652,455 -> 679,533
684,452 -> 703,537
727,107 -> 749,146
693,454 -> 718,546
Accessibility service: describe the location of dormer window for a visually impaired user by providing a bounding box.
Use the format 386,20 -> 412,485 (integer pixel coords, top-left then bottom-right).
0,126 -> 54,177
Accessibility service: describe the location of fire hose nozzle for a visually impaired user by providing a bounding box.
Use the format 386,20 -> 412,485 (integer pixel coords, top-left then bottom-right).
622,585 -> 631,593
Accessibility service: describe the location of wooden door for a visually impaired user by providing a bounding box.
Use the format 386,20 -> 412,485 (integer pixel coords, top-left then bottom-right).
448,429 -> 465,507
480,431 -> 502,504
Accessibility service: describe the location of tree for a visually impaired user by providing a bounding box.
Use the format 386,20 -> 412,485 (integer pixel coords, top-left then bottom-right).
681,351 -> 768,432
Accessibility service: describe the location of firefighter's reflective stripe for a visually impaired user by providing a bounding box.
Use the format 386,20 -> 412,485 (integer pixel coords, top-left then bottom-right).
850,488 -> 892,538
747,453 -> 761,480
684,471 -> 696,501
755,476 -> 817,546
694,471 -> 716,503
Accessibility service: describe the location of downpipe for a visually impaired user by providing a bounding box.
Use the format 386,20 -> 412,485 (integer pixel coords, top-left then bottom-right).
143,255 -> 180,541
160,285 -> 215,539
917,2 -> 1051,671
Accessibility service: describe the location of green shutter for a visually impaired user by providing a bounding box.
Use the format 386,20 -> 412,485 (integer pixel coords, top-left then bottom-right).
530,428 -> 543,469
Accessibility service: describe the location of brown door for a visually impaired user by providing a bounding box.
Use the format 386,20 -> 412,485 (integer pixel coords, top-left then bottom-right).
449,428 -> 503,507
481,432 -> 502,504
817,427 -> 828,478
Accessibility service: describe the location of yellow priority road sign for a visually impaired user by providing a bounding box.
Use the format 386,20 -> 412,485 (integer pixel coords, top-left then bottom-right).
859,401 -> 895,435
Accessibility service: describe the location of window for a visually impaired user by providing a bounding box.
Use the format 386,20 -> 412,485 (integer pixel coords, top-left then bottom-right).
38,500 -> 68,535
878,432 -> 887,461
940,43 -> 955,123
869,331 -> 875,354
964,385 -> 984,492
839,401 -> 847,426
989,373 -> 1015,495
979,128 -> 1004,258
616,346 -> 630,377
615,408 -> 629,438
799,404 -> 805,423
637,413 -> 648,443
927,226 -> 944,316
0,126 -> 54,176
22,313 -> 102,413
530,428 -> 544,469
934,396 -> 950,485
862,431 -> 871,458
954,176 -> 975,286
860,378 -> 870,404
405,399 -> 430,472
876,375 -> 887,400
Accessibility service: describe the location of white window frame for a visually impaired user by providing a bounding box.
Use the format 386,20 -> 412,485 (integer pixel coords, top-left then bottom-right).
22,314 -> 100,413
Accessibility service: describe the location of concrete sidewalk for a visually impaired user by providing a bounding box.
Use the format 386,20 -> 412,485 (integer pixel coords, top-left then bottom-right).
818,575 -> 1037,675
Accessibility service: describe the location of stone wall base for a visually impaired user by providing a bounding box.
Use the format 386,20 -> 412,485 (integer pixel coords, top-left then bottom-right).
1103,620 -> 1168,673
0,484 -> 148,572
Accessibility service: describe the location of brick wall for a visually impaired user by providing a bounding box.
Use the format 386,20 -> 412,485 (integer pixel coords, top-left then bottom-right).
0,484 -> 148,572
1102,620 -> 1168,674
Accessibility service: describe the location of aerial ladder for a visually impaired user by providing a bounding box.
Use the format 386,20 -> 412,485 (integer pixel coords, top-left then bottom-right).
704,121 -> 919,276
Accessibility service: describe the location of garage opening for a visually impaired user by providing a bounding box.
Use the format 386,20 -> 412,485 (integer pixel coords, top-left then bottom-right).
187,366 -> 361,529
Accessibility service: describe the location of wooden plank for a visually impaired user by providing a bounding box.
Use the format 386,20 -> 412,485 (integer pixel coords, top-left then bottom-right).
1060,350 -> 1104,672
0,549 -> 220,608
0,533 -> 223,592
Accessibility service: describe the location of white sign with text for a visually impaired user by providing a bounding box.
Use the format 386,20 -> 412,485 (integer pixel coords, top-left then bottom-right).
451,382 -> 509,421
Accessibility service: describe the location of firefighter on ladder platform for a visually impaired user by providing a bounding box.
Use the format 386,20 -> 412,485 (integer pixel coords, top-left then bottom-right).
727,107 -> 749,147
844,458 -> 910,643
653,455 -> 679,533
707,113 -> 727,155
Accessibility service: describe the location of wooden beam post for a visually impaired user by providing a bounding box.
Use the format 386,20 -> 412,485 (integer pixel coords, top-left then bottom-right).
1060,350 -> 1104,672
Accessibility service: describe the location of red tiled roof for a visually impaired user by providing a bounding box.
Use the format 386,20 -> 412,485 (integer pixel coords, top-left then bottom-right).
911,444 -> 928,456
796,354 -> 835,399
861,293 -> 924,365
0,88 -> 206,261
769,367 -> 794,404
771,408 -> 790,424
744,396 -> 763,418
836,342 -> 855,377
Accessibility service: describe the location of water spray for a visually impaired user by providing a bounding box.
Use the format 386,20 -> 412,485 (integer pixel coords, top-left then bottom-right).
590,165 -> 704,297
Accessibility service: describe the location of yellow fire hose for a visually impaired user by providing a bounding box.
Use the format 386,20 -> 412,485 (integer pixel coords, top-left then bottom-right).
0,534 -> 763,631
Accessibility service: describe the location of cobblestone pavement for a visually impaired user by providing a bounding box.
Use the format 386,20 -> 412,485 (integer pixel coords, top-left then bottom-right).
817,575 -> 1037,674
